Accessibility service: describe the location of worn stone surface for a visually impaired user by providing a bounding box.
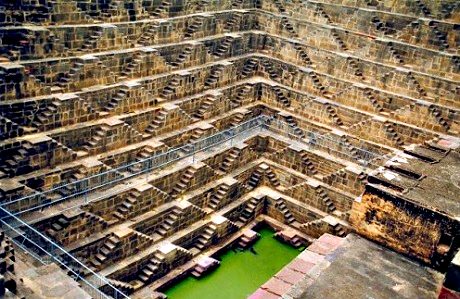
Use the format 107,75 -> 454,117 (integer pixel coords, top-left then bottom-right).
350,141 -> 460,268
0,0 -> 458,297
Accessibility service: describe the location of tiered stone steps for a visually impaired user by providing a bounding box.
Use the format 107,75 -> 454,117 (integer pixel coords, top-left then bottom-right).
171,168 -> 196,198
204,64 -> 226,87
213,35 -> 235,58
207,183 -> 231,210
113,190 -> 140,220
194,224 -> 216,250
316,187 -> 336,213
161,76 -> 181,98
193,96 -> 216,119
247,168 -> 263,190
184,16 -> 205,39
138,252 -> 165,283
170,45 -> 194,67
157,208 -> 183,237
145,109 -> 169,135
238,197 -> 261,223
275,198 -> 296,224
89,235 -> 121,269
300,152 -> 319,175
104,86 -> 129,112
150,1 -> 170,18
231,83 -> 253,106
218,148 -> 242,173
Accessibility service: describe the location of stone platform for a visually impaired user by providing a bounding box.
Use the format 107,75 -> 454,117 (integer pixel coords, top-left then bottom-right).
250,233 -> 443,299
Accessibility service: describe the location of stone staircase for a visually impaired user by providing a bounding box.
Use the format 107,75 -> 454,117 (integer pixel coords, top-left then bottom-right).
363,88 -> 384,112
207,183 -> 231,210
58,61 -> 84,88
307,71 -> 328,95
214,36 -> 235,58
383,121 -> 404,147
138,252 -> 166,283
171,168 -> 196,198
128,145 -> 160,172
81,27 -> 104,52
157,208 -> 183,237
300,152 -> 318,175
105,278 -> 135,296
406,72 -> 427,96
104,86 -> 129,112
346,57 -> 364,80
265,167 -> 281,187
184,16 -> 205,39
161,76 -> 181,98
231,84 -> 253,106
138,247 -> 192,283
89,234 -> 121,269
219,148 -> 242,172
283,114 -> 305,138
0,116 -> 24,139
387,42 -> 405,64
231,0 -> 244,8
83,211 -> 109,231
112,190 -> 140,220
262,60 -> 280,80
32,101 -> 62,129
294,44 -> 313,67
299,219 -> 325,238
83,125 -> 111,151
315,4 -> 332,24
332,222 -> 347,237
83,122 -> 143,155
275,198 -> 296,224
45,215 -> 70,238
145,109 -> 168,135
120,52 -> 145,78
241,58 -> 258,77
324,103 -> 344,126
247,168 -> 264,190
239,196 -> 261,223
230,112 -> 245,127
205,64 -> 225,87
272,86 -> 290,107
150,1 -> 170,18
224,12 -> 242,31
414,0 -> 431,17
182,127 -> 209,153
193,96 -> 216,119
281,16 -> 298,38
428,105 -> 450,131
138,23 -> 160,46
170,45 -> 194,67
273,0 -> 287,13
331,29 -> 348,51
339,136 -> 362,161
299,217 -> 346,238
316,187 -> 336,213
370,15 -> 393,35
194,224 -> 217,250
2,144 -> 31,176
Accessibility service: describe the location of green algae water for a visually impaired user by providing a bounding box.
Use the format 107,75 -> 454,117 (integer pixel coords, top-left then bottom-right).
164,227 -> 301,299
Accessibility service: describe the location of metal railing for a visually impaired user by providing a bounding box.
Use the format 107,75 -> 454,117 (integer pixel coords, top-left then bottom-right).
0,207 -> 129,299
0,115 -> 386,299
263,117 -> 382,165
2,115 -> 385,217
1,116 -> 267,215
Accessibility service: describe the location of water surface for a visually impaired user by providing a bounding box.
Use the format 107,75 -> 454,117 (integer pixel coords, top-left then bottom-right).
164,227 -> 301,299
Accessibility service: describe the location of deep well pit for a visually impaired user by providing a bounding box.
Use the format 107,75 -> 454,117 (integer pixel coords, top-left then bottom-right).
0,1 -> 459,299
